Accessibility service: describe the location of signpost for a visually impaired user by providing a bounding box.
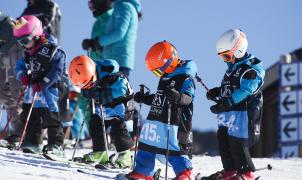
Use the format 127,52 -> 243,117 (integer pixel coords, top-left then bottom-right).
279,62 -> 302,158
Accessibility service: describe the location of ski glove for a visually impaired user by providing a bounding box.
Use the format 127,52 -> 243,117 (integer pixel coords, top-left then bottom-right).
134,92 -> 154,105
206,87 -> 220,101
33,83 -> 43,93
82,38 -> 102,51
165,88 -> 192,105
210,97 -> 234,114
20,76 -> 30,86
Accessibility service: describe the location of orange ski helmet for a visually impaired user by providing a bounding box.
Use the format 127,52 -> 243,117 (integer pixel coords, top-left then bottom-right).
145,41 -> 179,77
69,55 -> 97,89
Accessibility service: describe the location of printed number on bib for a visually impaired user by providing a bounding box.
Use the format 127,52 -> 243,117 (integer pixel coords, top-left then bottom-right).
140,122 -> 160,143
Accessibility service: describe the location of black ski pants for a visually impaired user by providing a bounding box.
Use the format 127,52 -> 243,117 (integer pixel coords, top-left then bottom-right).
20,103 -> 64,146
217,126 -> 255,173
89,113 -> 134,152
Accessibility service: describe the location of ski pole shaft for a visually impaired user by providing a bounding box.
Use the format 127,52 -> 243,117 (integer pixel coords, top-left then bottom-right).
165,101 -> 171,180
132,85 -> 145,170
99,102 -> 109,161
64,103 -> 79,139
195,74 -> 209,92
0,104 -> 4,130
17,91 -> 37,150
71,101 -> 90,161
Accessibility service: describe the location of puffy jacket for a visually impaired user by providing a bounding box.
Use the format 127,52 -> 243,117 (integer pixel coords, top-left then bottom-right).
99,0 -> 141,70
90,9 -> 113,61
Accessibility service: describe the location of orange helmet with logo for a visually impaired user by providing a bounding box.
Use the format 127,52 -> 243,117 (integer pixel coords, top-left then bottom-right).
69,55 -> 97,89
145,41 -> 179,77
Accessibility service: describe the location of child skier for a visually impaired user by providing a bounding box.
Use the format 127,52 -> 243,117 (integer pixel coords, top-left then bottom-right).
13,15 -> 65,156
69,55 -> 134,168
204,29 -> 265,180
128,41 -> 197,180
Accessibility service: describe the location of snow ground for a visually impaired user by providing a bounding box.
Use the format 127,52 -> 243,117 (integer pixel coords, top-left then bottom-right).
0,147 -> 301,180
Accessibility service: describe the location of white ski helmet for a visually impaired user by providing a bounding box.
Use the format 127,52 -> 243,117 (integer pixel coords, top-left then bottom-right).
216,29 -> 248,62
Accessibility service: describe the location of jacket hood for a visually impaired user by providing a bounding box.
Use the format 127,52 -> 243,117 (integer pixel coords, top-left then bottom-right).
115,0 -> 141,13
95,59 -> 120,79
167,60 -> 198,79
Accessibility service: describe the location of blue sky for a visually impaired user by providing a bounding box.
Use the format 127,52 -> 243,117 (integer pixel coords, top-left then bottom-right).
1,0 -> 302,131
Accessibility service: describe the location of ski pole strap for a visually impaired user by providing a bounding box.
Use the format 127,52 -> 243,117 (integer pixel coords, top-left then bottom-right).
195,74 -> 209,92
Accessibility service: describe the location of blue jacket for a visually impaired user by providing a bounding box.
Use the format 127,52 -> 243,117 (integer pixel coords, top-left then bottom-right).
82,59 -> 133,119
99,0 -> 141,70
15,45 -> 65,112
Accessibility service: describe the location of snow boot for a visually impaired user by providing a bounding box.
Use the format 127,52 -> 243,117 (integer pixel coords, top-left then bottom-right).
127,171 -> 154,180
204,170 -> 237,180
227,171 -> 254,180
175,169 -> 194,180
20,142 -> 43,154
43,144 -> 64,157
114,150 -> 132,169
83,151 -> 108,164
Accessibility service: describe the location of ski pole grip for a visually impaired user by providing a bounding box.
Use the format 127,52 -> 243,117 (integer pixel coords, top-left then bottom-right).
139,84 -> 145,94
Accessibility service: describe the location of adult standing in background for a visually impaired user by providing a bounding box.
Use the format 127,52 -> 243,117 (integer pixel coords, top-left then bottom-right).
97,0 -> 142,79
82,0 -> 113,61
0,11 -> 24,139
21,0 -> 61,44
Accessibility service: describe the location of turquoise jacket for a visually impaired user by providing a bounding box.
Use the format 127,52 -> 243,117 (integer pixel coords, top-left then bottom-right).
99,0 -> 141,70
90,9 -> 113,61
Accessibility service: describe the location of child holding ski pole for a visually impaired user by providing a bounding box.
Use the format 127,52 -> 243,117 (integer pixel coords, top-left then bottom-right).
13,15 -> 66,156
69,55 -> 134,169
202,29 -> 265,180
127,41 -> 197,180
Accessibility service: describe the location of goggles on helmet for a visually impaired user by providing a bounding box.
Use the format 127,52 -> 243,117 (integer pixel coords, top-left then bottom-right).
151,57 -> 174,77
217,31 -> 245,63
81,75 -> 97,89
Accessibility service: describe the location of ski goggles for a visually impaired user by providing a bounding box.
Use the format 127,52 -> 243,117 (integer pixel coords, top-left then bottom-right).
16,34 -> 34,47
151,57 -> 174,77
81,75 -> 97,90
218,50 -> 234,63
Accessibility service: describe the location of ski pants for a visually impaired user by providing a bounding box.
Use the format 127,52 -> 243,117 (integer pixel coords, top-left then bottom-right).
217,126 -> 255,173
134,149 -> 192,176
89,114 -> 134,152
20,104 -> 64,146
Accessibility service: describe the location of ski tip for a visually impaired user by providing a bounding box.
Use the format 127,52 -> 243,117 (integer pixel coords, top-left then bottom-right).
255,176 -> 261,180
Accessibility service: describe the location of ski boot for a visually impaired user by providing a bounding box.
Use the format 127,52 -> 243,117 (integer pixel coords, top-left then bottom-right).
198,170 -> 237,180
175,169 -> 194,180
82,151 -> 109,164
20,142 -> 43,154
43,144 -> 64,157
114,150 -> 132,169
227,171 -> 254,180
127,171 -> 154,180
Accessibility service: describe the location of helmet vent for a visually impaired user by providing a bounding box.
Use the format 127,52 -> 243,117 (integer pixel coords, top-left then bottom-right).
75,69 -> 80,75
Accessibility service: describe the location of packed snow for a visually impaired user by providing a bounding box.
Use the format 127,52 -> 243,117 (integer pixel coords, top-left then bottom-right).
0,147 -> 302,180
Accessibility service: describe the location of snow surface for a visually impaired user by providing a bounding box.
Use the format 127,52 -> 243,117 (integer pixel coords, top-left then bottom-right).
0,147 -> 301,180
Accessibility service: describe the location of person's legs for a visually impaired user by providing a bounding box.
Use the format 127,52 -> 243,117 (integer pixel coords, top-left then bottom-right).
169,155 -> 192,176
217,127 -> 236,171
132,150 -> 156,176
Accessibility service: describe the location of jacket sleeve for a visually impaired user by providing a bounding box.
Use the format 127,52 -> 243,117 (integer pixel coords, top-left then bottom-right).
231,69 -> 262,104
41,49 -> 65,88
98,3 -> 132,46
178,77 -> 195,105
15,58 -> 27,81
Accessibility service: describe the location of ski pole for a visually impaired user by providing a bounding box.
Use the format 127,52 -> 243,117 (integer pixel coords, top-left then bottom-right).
71,100 -> 90,161
17,91 -> 37,150
132,84 -> 146,170
195,74 -> 209,92
0,91 -> 24,138
165,101 -> 171,180
64,103 -> 79,140
98,101 -> 109,162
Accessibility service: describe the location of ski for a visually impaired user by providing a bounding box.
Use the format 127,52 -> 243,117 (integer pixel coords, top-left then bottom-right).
194,172 -> 261,180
